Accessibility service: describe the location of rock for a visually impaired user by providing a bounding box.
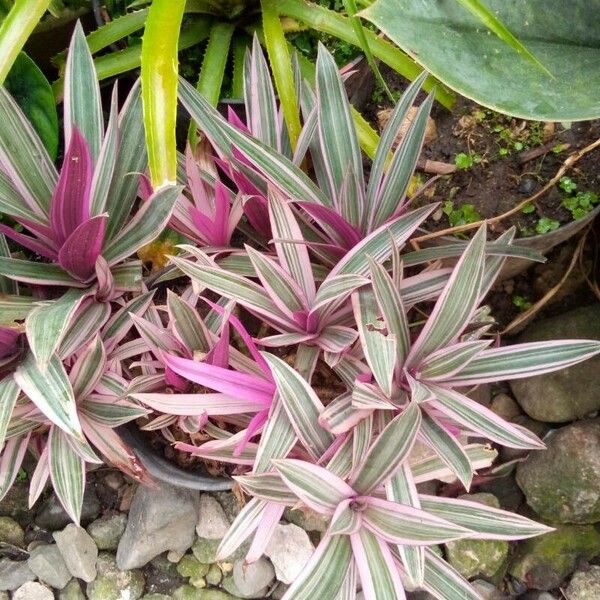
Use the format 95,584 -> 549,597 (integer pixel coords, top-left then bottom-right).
271,583 -> 289,600
27,543 -> 71,589
284,507 -> 329,533
509,524 -> 600,590
566,565 -> 600,599
377,106 -> 437,147
0,482 -> 30,526
471,579 -> 506,599
176,555 -> 209,587
116,483 -> 199,570
490,394 -> 521,421
86,552 -> 145,600
145,554 -> 186,595
0,516 -> 24,546
478,474 -> 523,512
173,586 -> 239,600
445,494 -> 509,579
53,524 -> 98,582
12,582 -> 53,600
222,573 -> 268,599
510,305 -> 600,422
196,495 -> 230,539
87,513 -> 127,550
233,557 -> 275,597
142,596 -> 173,600
264,523 -> 314,584
0,558 -> 35,591
500,415 -> 551,462
35,485 -> 100,530
58,579 -> 86,600
516,420 -> 600,523
205,564 -> 222,586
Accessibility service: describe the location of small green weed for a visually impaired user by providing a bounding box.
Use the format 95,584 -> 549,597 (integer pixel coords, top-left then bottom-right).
535,216 -> 560,234
513,295 -> 533,311
454,152 -> 482,170
443,201 -> 481,227
558,176 -> 599,219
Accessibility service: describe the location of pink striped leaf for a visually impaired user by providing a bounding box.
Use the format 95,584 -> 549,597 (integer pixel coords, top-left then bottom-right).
363,496 -> 470,545
407,225 -> 486,368
328,498 -> 362,536
0,378 -> 19,449
418,340 -> 492,382
50,128 -> 93,245
425,383 -> 545,449
281,534 -> 352,600
263,353 -> 334,460
447,340 -> 600,385
350,528 -> 405,600
350,402 -> 421,494
69,335 -> 106,400
132,392 -> 265,416
0,433 -> 30,501
273,459 -> 355,515
419,495 -> 553,540
216,497 -> 266,561
234,472 -> 297,504
58,214 -> 107,281
419,548 -> 482,600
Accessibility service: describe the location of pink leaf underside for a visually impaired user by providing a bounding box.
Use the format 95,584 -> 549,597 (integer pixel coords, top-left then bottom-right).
50,128 -> 93,245
162,352 -> 274,404
245,501 -> 285,563
138,173 -> 153,201
0,223 -> 57,259
295,201 -> 362,250
243,195 -> 271,238
202,298 -> 272,377
204,320 -> 230,369
234,409 -> 268,457
185,148 -> 213,215
0,326 -> 19,359
58,215 -> 107,281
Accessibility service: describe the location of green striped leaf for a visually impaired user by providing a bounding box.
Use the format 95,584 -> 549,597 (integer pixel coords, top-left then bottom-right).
420,410 -> 473,490
0,294 -> 37,324
351,402 -> 421,494
419,340 -> 491,381
0,433 -> 30,501
420,547 -> 481,600
14,352 -> 82,439
448,340 -> 600,385
234,472 -> 297,504
407,225 -> 486,367
253,396 -> 297,475
80,399 -> 148,427
283,534 -> 352,600
167,290 -> 210,353
263,353 -> 334,460
419,495 -> 552,540
70,336 -> 106,399
353,288 -> 396,397
0,257 -> 83,287
26,288 -> 85,368
48,427 -> 85,524
0,378 -> 20,449
58,299 -> 111,360
216,497 -> 266,561
64,22 -> 103,162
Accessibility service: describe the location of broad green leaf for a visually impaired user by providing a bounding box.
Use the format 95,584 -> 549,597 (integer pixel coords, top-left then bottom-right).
14,352 -> 82,439
141,0 -> 185,187
351,402 -> 421,494
48,427 -> 85,524
80,399 -> 148,427
274,459 -> 354,515
261,0 -> 301,149
25,289 -> 85,368
0,0 -> 50,83
166,290 -> 211,352
64,22 -> 103,162
361,0 -> 600,121
264,353 -> 334,460
0,170 -> 47,225
282,534 -> 352,600
70,336 -> 106,399
0,294 -> 37,323
419,340 -> 491,381
419,495 -> 553,540
58,299 -> 111,360
329,500 -> 361,536
5,52 -> 58,159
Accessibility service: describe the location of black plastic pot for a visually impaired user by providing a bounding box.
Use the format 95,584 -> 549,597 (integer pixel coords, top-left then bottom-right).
118,423 -> 234,491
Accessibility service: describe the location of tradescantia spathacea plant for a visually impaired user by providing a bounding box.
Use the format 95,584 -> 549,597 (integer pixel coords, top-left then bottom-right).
1,26 -> 600,600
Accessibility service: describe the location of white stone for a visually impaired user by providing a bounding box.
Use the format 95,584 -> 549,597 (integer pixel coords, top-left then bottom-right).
264,523 -> 314,584
53,524 -> 98,582
27,544 -> 71,589
13,582 -> 53,600
196,494 -> 230,539
233,557 -> 275,597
